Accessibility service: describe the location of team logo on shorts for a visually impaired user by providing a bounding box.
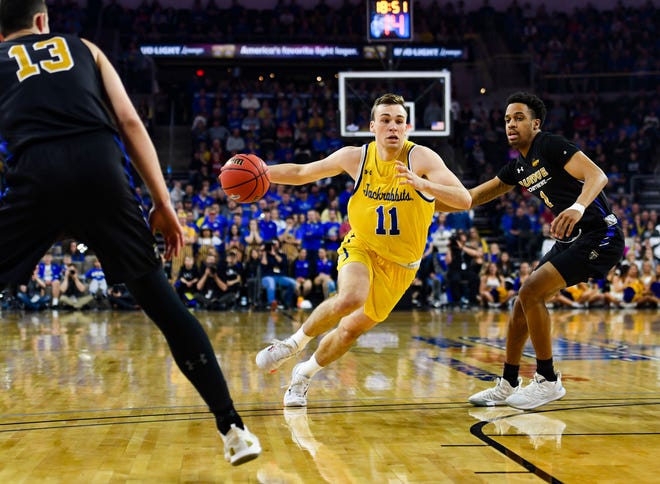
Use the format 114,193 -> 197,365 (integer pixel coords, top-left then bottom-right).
589,250 -> 599,260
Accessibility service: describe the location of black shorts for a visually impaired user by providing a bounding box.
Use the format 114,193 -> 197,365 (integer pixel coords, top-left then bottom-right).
0,132 -> 161,284
537,225 -> 624,287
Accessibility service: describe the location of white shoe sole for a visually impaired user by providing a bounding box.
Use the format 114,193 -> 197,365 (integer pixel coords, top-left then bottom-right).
229,446 -> 262,466
283,398 -> 307,408
506,388 -> 566,410
469,399 -> 507,407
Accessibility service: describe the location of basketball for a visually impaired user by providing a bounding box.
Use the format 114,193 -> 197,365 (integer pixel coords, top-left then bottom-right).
219,154 -> 270,203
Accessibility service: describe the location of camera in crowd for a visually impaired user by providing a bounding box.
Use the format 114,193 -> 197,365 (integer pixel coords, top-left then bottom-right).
449,229 -> 465,247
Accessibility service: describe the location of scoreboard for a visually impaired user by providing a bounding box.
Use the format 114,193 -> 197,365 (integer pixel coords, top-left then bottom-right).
367,1 -> 413,41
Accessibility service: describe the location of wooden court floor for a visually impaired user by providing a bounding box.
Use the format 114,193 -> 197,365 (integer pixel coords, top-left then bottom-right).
0,306 -> 658,483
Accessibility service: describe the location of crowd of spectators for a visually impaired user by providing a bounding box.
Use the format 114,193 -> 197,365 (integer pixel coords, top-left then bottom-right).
413,213 -> 660,311
2,0 -> 658,313
43,1 -> 659,95
183,72 -> 658,289
96,0 -> 471,47
497,1 -> 659,93
5,193 -> 658,313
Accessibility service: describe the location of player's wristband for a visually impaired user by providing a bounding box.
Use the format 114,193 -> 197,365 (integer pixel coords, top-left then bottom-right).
568,203 -> 585,215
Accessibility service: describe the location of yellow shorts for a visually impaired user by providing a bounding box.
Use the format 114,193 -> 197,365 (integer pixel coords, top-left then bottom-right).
564,285 -> 583,300
337,232 -> 417,322
491,286 -> 508,302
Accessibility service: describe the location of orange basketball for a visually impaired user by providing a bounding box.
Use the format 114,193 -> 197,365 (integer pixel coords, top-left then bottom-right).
219,154 -> 270,203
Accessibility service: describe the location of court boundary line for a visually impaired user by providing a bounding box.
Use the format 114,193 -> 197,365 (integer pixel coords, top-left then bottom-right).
469,400 -> 660,483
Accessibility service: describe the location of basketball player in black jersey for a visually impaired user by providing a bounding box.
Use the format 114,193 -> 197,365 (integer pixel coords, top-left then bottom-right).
0,1 -> 260,464
438,92 -> 624,410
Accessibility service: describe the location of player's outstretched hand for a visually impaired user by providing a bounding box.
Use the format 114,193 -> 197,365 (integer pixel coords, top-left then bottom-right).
394,160 -> 427,191
148,204 -> 184,260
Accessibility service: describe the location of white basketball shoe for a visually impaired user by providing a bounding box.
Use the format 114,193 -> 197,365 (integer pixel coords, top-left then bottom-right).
468,377 -> 522,406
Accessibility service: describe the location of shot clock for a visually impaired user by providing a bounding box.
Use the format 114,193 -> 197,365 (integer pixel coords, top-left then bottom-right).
367,0 -> 413,41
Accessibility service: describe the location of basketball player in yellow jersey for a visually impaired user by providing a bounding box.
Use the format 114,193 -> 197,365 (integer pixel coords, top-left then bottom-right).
255,93 -> 471,407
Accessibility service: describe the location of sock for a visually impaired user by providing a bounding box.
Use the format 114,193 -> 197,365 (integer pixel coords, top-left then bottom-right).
216,406 -> 244,435
290,327 -> 313,351
296,354 -> 323,378
503,362 -> 520,387
52,298 -> 58,305
536,358 -> 556,381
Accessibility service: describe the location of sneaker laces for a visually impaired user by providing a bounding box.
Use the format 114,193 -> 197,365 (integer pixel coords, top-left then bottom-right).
268,338 -> 298,360
287,369 -> 310,398
487,378 -> 514,400
523,373 -> 555,397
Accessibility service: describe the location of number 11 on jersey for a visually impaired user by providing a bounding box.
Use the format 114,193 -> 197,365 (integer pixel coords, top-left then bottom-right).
375,205 -> 400,235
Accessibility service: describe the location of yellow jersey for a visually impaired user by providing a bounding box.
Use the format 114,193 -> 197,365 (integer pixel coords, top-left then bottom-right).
347,140 -> 435,268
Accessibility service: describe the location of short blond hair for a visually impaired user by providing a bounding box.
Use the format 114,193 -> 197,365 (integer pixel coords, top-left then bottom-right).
370,93 -> 406,121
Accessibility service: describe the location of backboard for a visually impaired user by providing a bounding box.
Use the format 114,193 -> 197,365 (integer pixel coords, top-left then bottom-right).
338,71 -> 451,138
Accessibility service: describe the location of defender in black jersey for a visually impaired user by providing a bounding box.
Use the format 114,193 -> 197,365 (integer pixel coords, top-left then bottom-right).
0,1 -> 260,464
438,92 -> 624,410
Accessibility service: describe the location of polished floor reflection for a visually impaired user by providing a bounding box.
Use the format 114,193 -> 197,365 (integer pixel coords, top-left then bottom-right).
0,307 -> 658,483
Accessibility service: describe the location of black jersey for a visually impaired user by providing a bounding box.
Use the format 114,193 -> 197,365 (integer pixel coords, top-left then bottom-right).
497,132 -> 616,232
0,34 -> 117,162
178,265 -> 201,282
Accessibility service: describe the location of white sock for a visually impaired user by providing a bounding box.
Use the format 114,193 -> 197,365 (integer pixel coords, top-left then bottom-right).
296,354 -> 323,378
52,298 -> 58,305
290,327 -> 313,350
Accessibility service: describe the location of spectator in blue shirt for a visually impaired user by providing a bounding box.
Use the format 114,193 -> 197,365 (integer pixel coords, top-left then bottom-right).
226,109 -> 243,132
258,208 -> 278,242
307,184 -> 325,212
446,210 -> 472,232
277,192 -> 296,220
338,180 -> 354,219
85,258 -> 108,296
63,239 -> 86,263
314,247 -> 336,300
37,251 -> 62,306
246,203 -> 262,222
311,130 -> 328,157
293,188 -> 315,215
292,248 -> 313,300
192,180 -> 215,214
323,209 -> 342,261
297,210 -> 324,266
197,204 -> 228,239
325,128 -> 344,154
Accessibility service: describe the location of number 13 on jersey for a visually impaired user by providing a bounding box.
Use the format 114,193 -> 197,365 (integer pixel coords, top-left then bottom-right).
375,205 -> 400,235
8,36 -> 74,82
